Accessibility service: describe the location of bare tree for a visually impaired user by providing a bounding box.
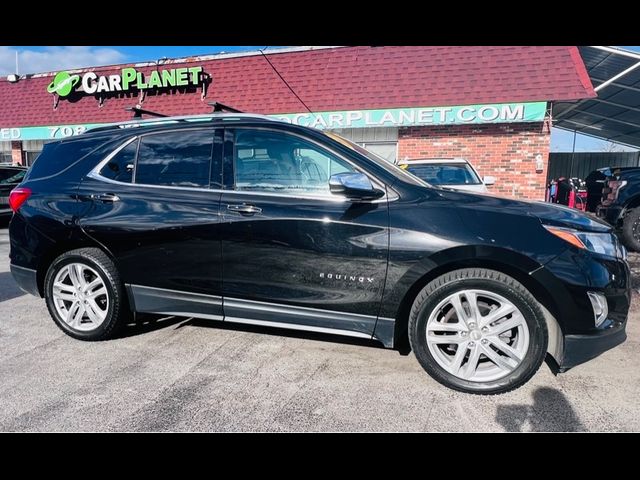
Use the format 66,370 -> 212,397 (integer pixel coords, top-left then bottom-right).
600,142 -> 625,153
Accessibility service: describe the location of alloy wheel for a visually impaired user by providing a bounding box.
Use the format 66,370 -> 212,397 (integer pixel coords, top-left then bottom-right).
52,263 -> 109,331
425,289 -> 530,382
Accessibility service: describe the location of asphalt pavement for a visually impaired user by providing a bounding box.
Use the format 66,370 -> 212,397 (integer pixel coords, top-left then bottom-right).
1,225 -> 638,432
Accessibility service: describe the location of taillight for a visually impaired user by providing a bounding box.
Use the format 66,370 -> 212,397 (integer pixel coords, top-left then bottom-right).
9,187 -> 32,212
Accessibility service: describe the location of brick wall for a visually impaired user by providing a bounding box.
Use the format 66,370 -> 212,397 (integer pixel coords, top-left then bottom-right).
398,121 -> 551,200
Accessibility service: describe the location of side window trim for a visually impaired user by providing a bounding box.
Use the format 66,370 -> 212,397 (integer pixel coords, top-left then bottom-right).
226,126 -> 387,199
90,136 -> 139,184
130,137 -> 141,184
90,130 -> 221,193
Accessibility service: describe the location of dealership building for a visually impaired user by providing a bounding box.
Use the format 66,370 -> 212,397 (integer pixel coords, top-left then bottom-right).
0,45 -> 595,199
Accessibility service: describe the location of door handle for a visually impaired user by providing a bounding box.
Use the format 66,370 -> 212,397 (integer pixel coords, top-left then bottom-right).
92,193 -> 120,203
227,203 -> 262,215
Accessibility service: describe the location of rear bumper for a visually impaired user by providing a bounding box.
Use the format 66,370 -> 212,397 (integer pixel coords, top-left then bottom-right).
10,263 -> 40,296
560,320 -> 627,371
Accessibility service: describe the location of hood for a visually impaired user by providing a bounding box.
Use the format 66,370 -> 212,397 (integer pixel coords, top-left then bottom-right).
436,188 -> 611,232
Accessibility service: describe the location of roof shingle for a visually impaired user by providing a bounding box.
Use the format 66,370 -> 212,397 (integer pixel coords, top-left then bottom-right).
0,46 -> 595,128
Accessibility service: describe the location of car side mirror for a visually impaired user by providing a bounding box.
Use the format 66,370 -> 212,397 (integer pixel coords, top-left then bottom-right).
483,175 -> 496,186
329,172 -> 384,200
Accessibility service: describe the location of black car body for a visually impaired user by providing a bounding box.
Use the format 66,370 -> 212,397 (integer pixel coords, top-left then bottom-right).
596,166 -> 640,251
0,165 -> 27,219
8,114 -> 631,394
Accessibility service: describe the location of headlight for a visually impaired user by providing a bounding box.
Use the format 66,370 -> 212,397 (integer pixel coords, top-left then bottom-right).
543,225 -> 618,257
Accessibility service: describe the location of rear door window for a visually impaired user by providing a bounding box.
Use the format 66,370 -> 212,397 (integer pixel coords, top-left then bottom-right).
135,130 -> 214,188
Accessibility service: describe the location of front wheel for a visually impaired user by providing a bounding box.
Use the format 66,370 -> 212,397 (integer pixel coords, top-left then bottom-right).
44,248 -> 130,341
408,268 -> 548,395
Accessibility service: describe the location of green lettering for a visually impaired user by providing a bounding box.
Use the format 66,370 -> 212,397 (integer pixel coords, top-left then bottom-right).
147,70 -> 162,89
161,69 -> 176,87
188,66 -> 203,84
136,72 -> 147,89
175,68 -> 189,86
121,68 -> 137,90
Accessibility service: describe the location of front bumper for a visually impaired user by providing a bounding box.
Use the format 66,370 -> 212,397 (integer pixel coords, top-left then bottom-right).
596,204 -> 624,227
10,263 -> 39,296
532,248 -> 630,371
560,322 -> 627,371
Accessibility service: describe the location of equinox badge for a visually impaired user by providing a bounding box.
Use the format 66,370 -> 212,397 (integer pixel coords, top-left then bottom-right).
319,272 -> 374,283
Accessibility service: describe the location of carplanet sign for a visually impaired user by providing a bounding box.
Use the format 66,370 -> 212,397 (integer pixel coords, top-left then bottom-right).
47,66 -> 207,98
273,102 -> 547,129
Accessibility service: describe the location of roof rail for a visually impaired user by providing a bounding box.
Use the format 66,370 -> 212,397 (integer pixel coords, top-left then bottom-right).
85,112 -> 281,134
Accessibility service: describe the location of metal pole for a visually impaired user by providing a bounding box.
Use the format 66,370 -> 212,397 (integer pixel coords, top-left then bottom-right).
570,129 -> 577,178
15,51 -> 18,75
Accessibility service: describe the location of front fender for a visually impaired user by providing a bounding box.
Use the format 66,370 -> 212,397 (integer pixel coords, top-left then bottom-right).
378,244 -> 545,320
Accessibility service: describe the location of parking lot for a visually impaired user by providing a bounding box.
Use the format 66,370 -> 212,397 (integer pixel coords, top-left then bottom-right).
0,225 -> 638,432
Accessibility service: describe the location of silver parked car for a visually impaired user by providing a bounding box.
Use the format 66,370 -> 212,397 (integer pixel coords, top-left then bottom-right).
398,158 -> 495,193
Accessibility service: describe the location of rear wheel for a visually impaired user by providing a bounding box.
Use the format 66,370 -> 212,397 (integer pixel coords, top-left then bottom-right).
408,268 -> 548,395
621,207 -> 640,252
44,248 -> 130,340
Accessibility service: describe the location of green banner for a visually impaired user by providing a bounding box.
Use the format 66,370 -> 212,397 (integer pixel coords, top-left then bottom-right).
1,102 -> 547,141
272,102 -> 547,129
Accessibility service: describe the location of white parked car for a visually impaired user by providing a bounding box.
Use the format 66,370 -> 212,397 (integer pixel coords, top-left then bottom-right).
398,158 -> 495,193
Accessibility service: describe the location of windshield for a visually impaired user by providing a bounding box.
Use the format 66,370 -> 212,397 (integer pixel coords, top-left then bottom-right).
321,131 -> 430,187
404,163 -> 482,185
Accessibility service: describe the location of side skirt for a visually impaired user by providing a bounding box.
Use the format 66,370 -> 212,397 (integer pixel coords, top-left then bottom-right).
126,284 -> 395,347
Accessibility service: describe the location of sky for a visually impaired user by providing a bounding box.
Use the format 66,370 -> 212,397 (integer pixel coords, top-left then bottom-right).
1,45 -> 639,153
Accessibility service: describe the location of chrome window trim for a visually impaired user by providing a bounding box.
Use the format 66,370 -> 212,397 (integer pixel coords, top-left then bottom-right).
87,126 -> 395,203
88,136 -> 138,184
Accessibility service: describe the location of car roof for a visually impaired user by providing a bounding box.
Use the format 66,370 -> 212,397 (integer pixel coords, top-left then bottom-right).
84,113 -> 283,136
398,158 -> 469,165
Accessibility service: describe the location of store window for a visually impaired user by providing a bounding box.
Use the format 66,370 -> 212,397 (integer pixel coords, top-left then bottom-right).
1,141 -> 13,164
358,142 -> 397,163
328,127 -> 398,164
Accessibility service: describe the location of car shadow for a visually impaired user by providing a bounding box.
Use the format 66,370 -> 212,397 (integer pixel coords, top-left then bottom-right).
495,386 -> 587,432
0,271 -> 26,302
115,313 -> 188,339
176,317 -> 384,349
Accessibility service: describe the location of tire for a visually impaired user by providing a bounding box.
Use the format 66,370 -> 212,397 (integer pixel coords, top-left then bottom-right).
621,207 -> 640,252
44,247 -> 130,341
408,268 -> 548,395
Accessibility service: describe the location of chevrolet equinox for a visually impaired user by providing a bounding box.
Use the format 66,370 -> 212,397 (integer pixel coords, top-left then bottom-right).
8,114 -> 630,394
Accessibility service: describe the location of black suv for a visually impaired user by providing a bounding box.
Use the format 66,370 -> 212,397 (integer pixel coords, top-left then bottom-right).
8,114 -> 630,394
